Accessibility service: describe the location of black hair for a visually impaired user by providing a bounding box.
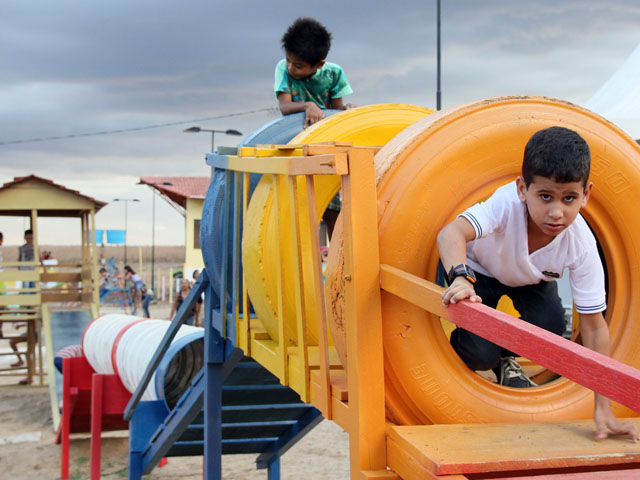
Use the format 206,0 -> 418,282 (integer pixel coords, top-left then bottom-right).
522,126 -> 591,188
281,17 -> 332,66
25,229 -> 33,235
124,265 -> 135,274
0,232 -> 3,240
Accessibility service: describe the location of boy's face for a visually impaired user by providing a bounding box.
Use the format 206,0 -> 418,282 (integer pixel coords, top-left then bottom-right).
285,52 -> 324,80
25,233 -> 33,244
517,175 -> 592,242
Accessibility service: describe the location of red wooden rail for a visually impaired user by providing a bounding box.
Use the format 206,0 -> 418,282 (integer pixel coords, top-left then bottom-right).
380,264 -> 640,414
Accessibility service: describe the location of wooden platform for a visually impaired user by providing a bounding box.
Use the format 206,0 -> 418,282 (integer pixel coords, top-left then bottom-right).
386,419 -> 640,479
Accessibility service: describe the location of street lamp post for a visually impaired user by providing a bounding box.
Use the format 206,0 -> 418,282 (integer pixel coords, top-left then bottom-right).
137,181 -> 172,292
112,198 -> 139,266
183,126 -> 243,152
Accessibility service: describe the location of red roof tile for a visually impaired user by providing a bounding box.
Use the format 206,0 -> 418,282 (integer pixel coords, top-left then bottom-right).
139,176 -> 210,209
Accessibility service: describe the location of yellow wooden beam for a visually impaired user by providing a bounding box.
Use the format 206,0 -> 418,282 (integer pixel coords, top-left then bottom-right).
273,174 -> 289,386
288,175 -> 310,403
209,153 -> 348,176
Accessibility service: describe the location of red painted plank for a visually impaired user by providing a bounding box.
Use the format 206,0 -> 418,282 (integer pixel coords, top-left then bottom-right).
496,468 -> 640,479
379,265 -> 640,414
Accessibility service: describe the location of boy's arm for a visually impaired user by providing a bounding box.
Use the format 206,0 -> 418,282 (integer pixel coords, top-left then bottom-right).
277,92 -> 324,127
330,97 -> 356,111
437,217 -> 482,306
579,312 -> 639,441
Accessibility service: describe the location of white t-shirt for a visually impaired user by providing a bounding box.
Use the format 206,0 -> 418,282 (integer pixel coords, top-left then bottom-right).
459,182 -> 606,314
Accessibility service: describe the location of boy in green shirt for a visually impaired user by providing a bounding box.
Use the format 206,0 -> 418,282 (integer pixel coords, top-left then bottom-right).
274,17 -> 355,128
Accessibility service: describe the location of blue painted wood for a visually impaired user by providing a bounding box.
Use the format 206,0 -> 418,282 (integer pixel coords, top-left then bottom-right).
256,407 -> 324,470
129,400 -> 168,479
268,457 -> 281,480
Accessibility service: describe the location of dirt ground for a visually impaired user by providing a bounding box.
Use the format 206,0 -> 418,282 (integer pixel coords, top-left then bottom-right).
0,295 -> 350,480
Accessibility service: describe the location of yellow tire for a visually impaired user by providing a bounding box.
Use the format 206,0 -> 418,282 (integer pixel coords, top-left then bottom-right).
242,104 -> 434,346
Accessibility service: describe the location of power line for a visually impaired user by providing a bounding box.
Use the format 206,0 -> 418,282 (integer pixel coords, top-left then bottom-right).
0,107 -> 280,146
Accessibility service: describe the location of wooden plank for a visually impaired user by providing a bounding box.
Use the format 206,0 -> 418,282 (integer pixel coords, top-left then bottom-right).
208,153 -> 348,175
379,264 -> 640,414
287,174 -> 310,402
0,270 -> 39,282
305,173 -> 332,418
272,174 -> 289,386
359,470 -> 402,479
41,292 -> 82,302
0,314 -> 40,321
288,346 -> 343,368
387,420 -> 640,476
342,148 -> 387,476
40,272 -> 82,282
387,436 -> 449,480
498,469 -> 640,479
0,294 -> 41,306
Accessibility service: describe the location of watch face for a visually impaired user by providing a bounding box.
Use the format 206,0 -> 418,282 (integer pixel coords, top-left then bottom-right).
449,264 -> 475,284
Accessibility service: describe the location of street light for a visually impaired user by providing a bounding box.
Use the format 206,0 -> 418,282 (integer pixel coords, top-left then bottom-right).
183,126 -> 243,152
112,198 -> 140,266
137,180 -> 172,292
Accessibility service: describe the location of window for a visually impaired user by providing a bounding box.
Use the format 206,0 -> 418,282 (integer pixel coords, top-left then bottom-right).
194,219 -> 201,249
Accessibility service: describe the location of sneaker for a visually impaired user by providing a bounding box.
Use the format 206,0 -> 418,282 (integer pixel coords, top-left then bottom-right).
494,357 -> 537,388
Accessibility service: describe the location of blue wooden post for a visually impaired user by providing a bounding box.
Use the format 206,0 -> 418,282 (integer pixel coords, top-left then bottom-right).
204,283 -> 224,480
267,458 -> 281,480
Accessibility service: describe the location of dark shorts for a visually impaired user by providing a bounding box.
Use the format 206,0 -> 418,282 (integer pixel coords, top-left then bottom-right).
450,271 -> 566,371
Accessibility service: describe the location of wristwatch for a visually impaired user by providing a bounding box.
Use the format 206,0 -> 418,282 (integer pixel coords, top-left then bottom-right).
447,264 -> 476,285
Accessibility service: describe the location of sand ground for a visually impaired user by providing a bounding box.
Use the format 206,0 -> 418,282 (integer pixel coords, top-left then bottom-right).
0,246 -> 351,479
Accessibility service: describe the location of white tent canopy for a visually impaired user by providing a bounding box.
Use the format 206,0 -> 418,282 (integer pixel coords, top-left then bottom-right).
585,43 -> 640,140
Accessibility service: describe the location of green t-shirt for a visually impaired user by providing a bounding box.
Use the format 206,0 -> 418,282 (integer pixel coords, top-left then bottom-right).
274,59 -> 353,109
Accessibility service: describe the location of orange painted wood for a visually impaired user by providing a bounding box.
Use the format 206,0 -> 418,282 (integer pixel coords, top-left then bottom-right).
495,468 -> 640,479
359,469 -> 402,479
387,420 -> 640,476
342,148 -> 388,476
387,435 -> 470,480
380,264 -> 640,413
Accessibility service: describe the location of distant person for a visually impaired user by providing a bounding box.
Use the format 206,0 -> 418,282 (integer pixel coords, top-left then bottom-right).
192,269 -> 200,282
124,265 -> 152,317
275,17 -> 355,128
18,229 -> 36,293
99,267 -> 109,298
9,325 -> 34,384
170,279 -> 202,327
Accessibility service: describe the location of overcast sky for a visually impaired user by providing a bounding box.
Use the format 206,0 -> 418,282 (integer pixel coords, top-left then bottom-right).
1,1 -> 639,246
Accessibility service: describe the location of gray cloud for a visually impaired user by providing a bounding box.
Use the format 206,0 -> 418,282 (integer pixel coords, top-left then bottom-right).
1,0 -> 639,244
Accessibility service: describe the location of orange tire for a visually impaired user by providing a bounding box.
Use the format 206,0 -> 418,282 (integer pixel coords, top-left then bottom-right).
327,96 -> 640,424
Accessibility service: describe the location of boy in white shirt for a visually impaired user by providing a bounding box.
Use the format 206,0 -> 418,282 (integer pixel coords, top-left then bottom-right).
437,126 -> 638,441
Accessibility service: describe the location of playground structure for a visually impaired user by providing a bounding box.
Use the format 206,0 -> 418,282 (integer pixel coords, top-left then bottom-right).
0,175 -> 102,386
101,98 -> 640,478
57,313 -> 204,479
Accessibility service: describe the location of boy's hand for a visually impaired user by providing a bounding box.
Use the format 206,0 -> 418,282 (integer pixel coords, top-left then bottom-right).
344,103 -> 356,110
594,396 -> 639,442
442,277 -> 482,306
304,102 -> 324,127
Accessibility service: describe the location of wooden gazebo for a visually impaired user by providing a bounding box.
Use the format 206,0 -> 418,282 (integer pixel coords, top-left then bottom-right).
0,174 -> 106,383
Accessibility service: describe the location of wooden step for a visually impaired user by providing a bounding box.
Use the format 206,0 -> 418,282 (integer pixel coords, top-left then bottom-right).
386,419 -> 640,479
